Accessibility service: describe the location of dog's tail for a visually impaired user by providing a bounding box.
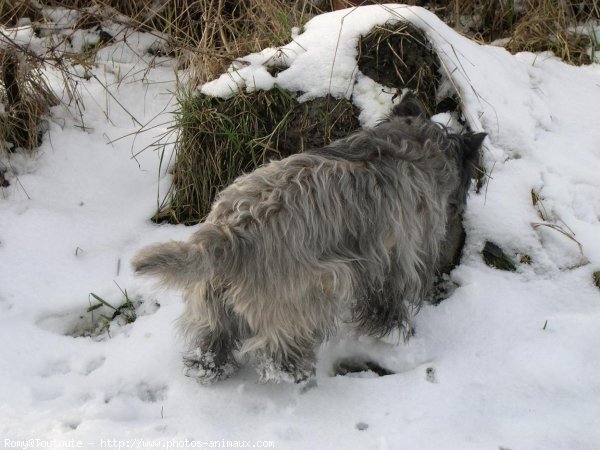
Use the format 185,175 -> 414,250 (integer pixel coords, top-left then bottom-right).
131,223 -> 227,288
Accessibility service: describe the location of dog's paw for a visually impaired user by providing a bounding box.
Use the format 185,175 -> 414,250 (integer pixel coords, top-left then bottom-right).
182,349 -> 237,385
256,356 -> 315,384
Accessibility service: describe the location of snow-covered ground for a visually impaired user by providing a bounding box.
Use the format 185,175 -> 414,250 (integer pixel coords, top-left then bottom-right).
1,4 -> 600,449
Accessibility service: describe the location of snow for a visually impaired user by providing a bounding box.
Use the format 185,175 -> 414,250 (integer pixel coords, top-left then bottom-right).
2,3 -> 600,449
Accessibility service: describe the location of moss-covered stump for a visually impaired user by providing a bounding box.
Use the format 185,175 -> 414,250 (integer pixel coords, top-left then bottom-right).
156,88 -> 360,224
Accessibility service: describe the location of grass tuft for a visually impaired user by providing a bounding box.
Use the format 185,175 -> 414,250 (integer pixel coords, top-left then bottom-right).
87,290 -> 136,336
155,88 -> 360,224
0,48 -> 58,155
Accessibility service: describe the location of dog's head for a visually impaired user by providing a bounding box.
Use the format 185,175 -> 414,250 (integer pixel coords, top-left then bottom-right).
392,91 -> 485,208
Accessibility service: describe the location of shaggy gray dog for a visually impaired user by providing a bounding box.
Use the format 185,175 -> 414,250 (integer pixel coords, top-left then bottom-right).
132,93 -> 485,384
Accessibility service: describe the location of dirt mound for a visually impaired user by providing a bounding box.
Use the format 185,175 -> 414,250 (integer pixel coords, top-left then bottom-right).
358,21 -> 442,115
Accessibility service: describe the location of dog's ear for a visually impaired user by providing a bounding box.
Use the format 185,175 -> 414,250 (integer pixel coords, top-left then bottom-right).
391,92 -> 427,118
462,132 -> 486,162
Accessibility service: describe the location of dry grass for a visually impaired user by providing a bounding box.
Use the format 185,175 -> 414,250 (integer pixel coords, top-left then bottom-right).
182,0 -> 325,87
506,0 -> 599,65
329,0 -> 520,40
0,0 -> 42,25
0,48 -> 58,154
1,1 -> 324,79
331,0 -> 600,64
437,0 -> 521,41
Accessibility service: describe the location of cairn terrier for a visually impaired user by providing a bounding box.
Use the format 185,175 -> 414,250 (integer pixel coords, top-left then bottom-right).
132,93 -> 485,384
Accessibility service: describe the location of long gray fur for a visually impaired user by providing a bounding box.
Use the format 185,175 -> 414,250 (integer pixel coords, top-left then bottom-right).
132,93 -> 485,384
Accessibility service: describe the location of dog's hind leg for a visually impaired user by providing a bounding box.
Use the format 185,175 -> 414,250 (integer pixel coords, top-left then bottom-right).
180,283 -> 244,384
243,285 -> 333,384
